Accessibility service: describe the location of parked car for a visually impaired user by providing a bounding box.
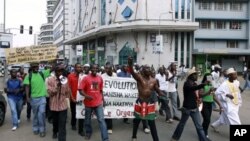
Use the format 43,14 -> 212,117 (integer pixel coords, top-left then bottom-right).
0,91 -> 7,126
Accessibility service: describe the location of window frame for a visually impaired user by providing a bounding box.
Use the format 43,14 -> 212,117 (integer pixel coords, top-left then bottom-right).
199,20 -> 211,29
199,2 -> 212,10
230,2 -> 242,11
214,21 -> 226,30
227,41 -> 239,48
230,21 -> 242,30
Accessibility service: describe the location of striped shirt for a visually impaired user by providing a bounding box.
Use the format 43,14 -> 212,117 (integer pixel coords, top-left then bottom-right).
47,76 -> 71,111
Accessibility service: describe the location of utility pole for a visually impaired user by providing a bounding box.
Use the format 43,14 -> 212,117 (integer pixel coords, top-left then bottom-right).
4,0 -> 6,33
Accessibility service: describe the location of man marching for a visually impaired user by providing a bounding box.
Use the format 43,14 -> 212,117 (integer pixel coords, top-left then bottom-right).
128,57 -> 163,141
211,68 -> 242,131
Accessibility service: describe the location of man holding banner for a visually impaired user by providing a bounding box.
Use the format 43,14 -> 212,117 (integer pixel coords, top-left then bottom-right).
128,57 -> 163,141
101,64 -> 117,134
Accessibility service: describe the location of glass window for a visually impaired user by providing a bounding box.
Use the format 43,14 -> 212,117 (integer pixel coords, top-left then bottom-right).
181,32 -> 184,65
199,2 -> 211,10
187,0 -> 191,19
227,41 -> 238,48
215,2 -> 227,11
181,0 -> 185,19
175,0 -> 179,19
230,21 -> 242,30
186,33 -> 190,68
214,21 -> 226,29
230,3 -> 242,11
199,21 -> 211,29
174,33 -> 178,61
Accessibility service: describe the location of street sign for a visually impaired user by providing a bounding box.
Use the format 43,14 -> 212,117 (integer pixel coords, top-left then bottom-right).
156,35 -> 163,52
76,45 -> 83,56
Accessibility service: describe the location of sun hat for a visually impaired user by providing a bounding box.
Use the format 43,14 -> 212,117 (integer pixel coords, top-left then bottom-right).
227,68 -> 236,75
187,67 -> 198,77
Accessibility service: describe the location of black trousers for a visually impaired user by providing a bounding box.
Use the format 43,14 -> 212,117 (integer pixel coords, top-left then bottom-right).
132,118 -> 159,141
201,102 -> 213,136
46,97 -> 52,121
52,110 -> 67,141
105,119 -> 113,130
70,101 -> 84,133
26,102 -> 32,119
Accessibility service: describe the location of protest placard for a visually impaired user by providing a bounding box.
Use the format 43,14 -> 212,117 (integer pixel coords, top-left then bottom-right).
5,45 -> 57,64
76,77 -> 138,119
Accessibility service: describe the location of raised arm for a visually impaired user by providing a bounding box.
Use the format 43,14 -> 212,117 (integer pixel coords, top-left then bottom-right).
128,56 -> 141,82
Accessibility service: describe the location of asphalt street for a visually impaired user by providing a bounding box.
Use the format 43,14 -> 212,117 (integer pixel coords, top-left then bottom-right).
0,76 -> 249,141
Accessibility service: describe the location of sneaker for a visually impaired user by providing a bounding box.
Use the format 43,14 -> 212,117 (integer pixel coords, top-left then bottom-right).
206,136 -> 212,141
132,138 -> 137,141
108,129 -> 113,134
144,128 -> 150,134
33,131 -> 39,135
12,126 -> 17,131
166,119 -> 173,123
40,132 -> 46,137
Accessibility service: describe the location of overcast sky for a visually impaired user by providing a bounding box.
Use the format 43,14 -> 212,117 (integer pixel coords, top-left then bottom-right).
0,0 -> 46,47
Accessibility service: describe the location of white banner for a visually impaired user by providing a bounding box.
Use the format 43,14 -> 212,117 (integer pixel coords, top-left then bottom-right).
76,77 -> 138,119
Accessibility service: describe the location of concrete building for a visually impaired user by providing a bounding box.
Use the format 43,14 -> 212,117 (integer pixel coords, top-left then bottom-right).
193,0 -> 250,72
65,0 -> 198,67
53,0 -> 73,64
39,0 -> 57,45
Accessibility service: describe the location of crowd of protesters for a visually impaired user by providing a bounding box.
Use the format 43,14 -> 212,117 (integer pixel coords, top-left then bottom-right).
4,58 -> 247,141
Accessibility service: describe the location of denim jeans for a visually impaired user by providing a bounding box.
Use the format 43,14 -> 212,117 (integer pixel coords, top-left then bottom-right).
8,97 -> 23,127
30,97 -> 46,133
159,91 -> 172,120
172,108 -> 209,141
85,105 -> 109,141
169,91 -> 180,118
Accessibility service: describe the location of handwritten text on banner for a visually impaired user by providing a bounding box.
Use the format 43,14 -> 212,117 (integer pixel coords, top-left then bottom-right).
5,45 -> 57,64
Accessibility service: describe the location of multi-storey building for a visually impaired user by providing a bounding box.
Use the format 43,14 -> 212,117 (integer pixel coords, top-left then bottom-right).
65,0 -> 198,67
53,0 -> 73,64
193,0 -> 250,72
39,0 -> 57,45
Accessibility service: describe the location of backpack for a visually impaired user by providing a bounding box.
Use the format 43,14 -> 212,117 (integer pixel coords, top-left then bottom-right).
28,72 -> 45,96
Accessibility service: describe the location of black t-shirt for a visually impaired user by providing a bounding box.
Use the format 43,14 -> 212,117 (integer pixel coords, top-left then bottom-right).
183,79 -> 204,109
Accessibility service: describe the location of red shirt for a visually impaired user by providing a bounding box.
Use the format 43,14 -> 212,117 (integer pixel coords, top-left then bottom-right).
79,74 -> 103,107
67,72 -> 79,100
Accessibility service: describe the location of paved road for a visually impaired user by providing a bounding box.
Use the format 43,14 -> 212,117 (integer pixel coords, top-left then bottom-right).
0,76 -> 249,141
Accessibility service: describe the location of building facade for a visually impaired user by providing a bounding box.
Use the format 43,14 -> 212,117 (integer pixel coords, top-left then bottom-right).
53,0 -> 73,64
39,0 -> 57,45
193,0 -> 250,72
65,0 -> 198,67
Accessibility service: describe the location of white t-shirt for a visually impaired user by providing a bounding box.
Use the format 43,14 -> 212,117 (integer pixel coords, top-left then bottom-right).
167,71 -> 177,92
155,73 -> 168,91
211,71 -> 220,88
102,72 -> 117,78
